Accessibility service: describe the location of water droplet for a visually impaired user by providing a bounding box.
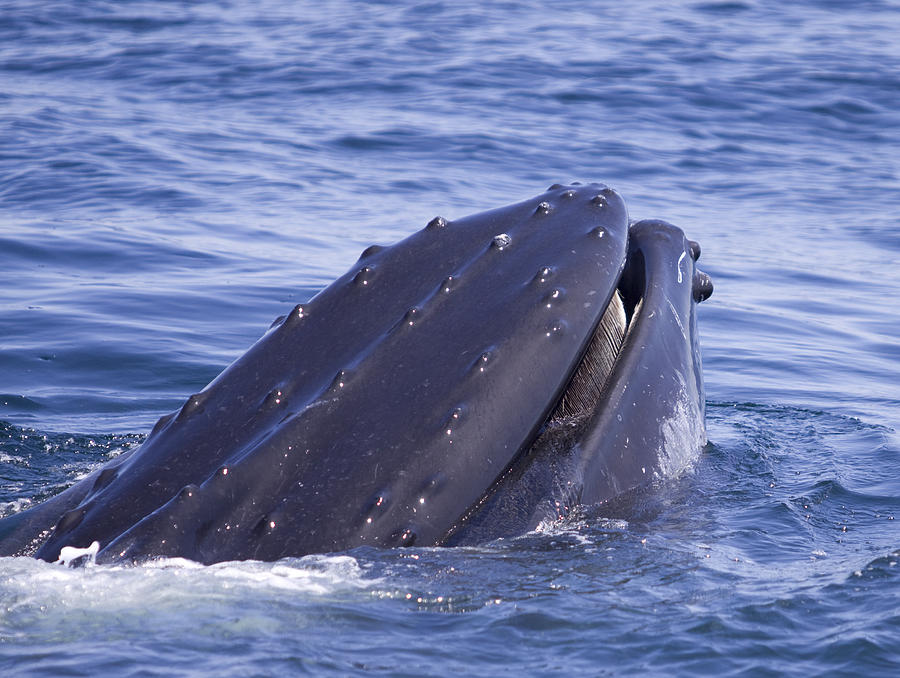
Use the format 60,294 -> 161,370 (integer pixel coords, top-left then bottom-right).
330,370 -> 348,390
285,304 -> 307,324
545,319 -> 567,337
400,528 -> 416,546
443,407 -> 463,436
403,308 -> 420,326
688,240 -> 701,261
544,288 -> 564,308
353,266 -> 375,286
533,266 -> 555,284
439,275 -> 456,293
474,351 -> 493,372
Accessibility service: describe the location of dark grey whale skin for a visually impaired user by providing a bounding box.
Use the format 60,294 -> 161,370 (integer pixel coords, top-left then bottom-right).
0,183 -> 712,564
445,217 -> 711,544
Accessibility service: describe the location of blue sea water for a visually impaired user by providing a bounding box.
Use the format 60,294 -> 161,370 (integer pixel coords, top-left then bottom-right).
2,0 -> 900,674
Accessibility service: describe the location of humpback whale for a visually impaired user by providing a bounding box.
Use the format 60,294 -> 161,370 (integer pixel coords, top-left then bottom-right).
0,183 -> 713,564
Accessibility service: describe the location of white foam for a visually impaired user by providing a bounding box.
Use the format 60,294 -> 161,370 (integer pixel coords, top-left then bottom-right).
0,551 -> 379,629
205,554 -> 373,594
0,497 -> 33,516
55,541 -> 100,567
655,383 -> 705,480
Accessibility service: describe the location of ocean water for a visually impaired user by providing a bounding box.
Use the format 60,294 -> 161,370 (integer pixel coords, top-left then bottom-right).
2,0 -> 899,674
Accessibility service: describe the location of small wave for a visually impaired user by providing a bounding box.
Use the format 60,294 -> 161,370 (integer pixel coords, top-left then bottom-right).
205,554 -> 376,595
852,549 -> 900,582
0,551 -> 379,624
0,395 -> 43,412
0,497 -> 32,515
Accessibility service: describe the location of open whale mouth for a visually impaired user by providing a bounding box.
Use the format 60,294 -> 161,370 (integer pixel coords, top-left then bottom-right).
545,224 -> 712,442
440,278 -> 632,544
549,232 -> 711,429
445,221 -> 714,544
543,228 -> 713,440
552,287 -> 627,424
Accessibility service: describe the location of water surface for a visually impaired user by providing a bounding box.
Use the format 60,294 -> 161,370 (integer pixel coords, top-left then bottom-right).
2,1 -> 899,675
